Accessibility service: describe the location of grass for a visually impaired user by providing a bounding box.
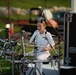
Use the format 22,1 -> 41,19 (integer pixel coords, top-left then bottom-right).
10,14 -> 30,20
0,0 -> 70,9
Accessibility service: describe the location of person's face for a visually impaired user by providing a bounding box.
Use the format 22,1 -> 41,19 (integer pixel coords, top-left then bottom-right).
37,22 -> 45,33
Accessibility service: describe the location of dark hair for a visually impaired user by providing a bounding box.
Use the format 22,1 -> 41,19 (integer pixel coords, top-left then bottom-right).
38,19 -> 47,27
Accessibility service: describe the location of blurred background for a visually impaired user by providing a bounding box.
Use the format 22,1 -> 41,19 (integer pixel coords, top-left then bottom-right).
0,0 -> 72,75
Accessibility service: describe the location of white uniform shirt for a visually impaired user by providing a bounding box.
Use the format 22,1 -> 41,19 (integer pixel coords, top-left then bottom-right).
29,30 -> 55,60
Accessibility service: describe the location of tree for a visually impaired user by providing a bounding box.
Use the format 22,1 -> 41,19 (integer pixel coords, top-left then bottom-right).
3,0 -> 13,22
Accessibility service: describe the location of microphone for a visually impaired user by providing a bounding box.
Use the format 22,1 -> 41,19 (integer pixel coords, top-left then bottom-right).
52,52 -> 62,59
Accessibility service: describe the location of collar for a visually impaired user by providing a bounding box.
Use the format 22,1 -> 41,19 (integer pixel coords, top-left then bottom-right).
37,30 -> 46,35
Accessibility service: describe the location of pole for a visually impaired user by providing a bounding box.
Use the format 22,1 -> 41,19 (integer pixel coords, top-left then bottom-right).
12,46 -> 15,75
21,30 -> 26,57
5,24 -> 10,41
58,36 -> 61,75
7,0 -> 10,22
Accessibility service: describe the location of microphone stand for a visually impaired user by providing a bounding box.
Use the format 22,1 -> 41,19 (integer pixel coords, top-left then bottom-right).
57,36 -> 61,75
43,14 -> 65,75
21,30 -> 26,57
11,41 -> 15,75
33,36 -> 37,58
28,36 -> 42,75
21,30 -> 28,75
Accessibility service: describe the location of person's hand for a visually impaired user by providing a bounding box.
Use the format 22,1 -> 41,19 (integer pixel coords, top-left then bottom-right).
41,47 -> 52,52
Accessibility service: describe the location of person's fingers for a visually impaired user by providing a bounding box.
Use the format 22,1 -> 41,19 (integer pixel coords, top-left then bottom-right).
41,49 -> 46,52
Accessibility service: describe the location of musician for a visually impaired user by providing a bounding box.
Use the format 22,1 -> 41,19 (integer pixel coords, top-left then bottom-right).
29,20 -> 55,75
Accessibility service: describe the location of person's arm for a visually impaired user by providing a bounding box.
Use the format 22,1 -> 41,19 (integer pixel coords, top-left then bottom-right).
41,46 -> 53,52
47,32 -> 55,49
29,30 -> 37,44
44,46 -> 52,51
41,32 -> 55,52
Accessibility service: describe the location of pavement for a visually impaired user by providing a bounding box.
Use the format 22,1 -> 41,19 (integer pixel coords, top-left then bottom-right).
25,60 -> 63,75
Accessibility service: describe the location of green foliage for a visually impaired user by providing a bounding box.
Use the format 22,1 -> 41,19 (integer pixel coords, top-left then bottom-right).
0,22 -> 5,37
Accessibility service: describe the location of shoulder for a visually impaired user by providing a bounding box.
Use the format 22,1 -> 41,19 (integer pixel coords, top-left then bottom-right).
33,30 -> 39,35
45,31 -> 52,36
34,30 -> 38,33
